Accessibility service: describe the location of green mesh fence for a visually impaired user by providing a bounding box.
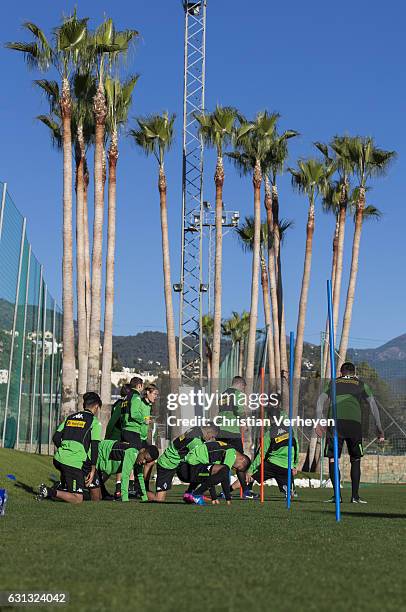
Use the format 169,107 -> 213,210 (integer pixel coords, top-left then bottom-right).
0,182 -> 62,453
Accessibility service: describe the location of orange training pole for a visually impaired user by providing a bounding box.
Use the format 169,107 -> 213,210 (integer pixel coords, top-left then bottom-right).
260,366 -> 265,503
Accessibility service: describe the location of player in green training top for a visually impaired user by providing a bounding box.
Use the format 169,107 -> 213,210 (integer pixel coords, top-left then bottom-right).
147,424 -> 219,502
179,440 -> 251,505
92,440 -> 159,502
37,392 -> 102,504
216,376 -> 252,498
315,361 -> 385,504
105,383 -> 131,441
245,418 -> 299,498
120,377 -> 146,448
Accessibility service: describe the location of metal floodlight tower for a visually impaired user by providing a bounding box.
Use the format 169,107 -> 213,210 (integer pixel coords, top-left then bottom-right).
178,0 -> 207,383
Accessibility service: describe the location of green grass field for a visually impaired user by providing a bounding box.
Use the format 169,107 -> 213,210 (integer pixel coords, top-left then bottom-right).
0,448 -> 405,612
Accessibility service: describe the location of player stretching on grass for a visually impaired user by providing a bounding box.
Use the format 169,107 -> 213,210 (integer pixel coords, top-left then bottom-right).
37,392 -> 102,504
180,440 -> 251,505
245,421 -> 299,498
92,440 -> 159,502
315,361 -> 385,504
217,376 -> 254,499
147,424 -> 219,502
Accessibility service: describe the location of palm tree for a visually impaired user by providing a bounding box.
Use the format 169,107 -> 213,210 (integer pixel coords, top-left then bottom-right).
236,217 -> 275,384
337,137 -> 394,369
269,132 -> 298,390
227,112 -> 278,390
72,72 -> 96,399
35,74 -> 95,400
86,19 -> 138,391
315,137 -> 354,376
289,159 -> 334,413
100,75 -> 138,418
202,314 -> 214,381
7,14 -> 89,415
195,106 -> 237,389
319,178 -> 341,377
129,113 -> 179,387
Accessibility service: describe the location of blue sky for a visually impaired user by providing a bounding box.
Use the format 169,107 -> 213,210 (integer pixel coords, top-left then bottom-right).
1,0 -> 405,348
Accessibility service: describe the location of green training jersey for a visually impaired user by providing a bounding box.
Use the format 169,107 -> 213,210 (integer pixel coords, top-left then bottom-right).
54,410 -> 102,469
249,418 -> 299,473
185,440 -> 237,470
325,376 -> 373,424
121,391 -> 151,439
158,427 -> 205,470
217,387 -> 246,434
105,399 -> 123,441
97,440 -> 147,502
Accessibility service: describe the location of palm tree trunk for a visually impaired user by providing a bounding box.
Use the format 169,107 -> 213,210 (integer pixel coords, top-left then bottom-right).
158,166 -> 178,389
100,129 -> 119,428
264,177 -> 280,390
293,198 -> 315,415
75,125 -> 88,402
338,188 -> 365,370
83,163 -> 91,345
272,185 -> 289,399
238,338 -> 244,377
323,215 -> 340,379
211,156 -> 224,389
60,77 -> 76,416
260,254 -> 276,384
206,343 -> 212,382
245,160 -> 262,392
87,85 -> 107,391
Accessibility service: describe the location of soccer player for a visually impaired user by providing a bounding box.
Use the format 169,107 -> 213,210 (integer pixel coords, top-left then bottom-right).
116,382 -> 159,499
246,420 -> 299,497
217,376 -> 252,498
179,440 -> 251,505
105,383 -> 131,441
120,377 -> 145,447
92,440 -> 159,502
37,392 -> 102,504
315,361 -> 385,504
147,424 -> 218,502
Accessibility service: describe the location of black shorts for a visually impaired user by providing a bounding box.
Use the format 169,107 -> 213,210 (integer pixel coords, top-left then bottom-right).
74,460 -> 102,489
121,430 -> 146,450
53,459 -> 85,494
252,462 -> 289,492
325,436 -> 364,460
217,432 -> 244,454
176,462 -> 209,484
156,465 -> 177,492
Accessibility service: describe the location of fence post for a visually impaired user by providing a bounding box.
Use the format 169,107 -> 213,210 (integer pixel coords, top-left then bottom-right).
2,218 -> 26,448
29,266 -> 43,451
0,182 -> 7,240
16,244 -> 31,450
48,301 -> 57,454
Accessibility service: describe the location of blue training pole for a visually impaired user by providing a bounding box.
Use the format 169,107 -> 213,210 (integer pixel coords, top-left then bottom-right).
327,279 -> 341,522
286,331 -> 295,509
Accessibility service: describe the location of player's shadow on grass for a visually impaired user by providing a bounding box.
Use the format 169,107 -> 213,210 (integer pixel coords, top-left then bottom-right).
14,480 -> 36,495
310,509 -> 406,519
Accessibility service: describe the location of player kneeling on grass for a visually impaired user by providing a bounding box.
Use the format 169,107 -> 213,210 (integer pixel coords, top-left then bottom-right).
37,392 -> 102,504
245,422 -> 299,498
147,424 -> 218,502
92,440 -> 159,502
179,440 -> 251,505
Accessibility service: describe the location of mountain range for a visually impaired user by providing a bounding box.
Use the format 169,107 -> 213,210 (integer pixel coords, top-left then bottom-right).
111,330 -> 406,381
